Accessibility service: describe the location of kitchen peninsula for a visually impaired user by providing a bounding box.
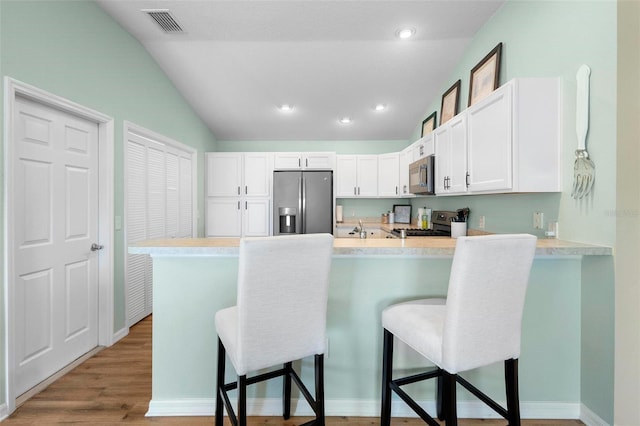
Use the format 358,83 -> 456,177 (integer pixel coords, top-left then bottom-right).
129,237 -> 610,419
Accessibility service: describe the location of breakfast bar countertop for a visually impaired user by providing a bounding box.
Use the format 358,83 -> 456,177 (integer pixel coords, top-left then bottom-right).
128,236 -> 612,257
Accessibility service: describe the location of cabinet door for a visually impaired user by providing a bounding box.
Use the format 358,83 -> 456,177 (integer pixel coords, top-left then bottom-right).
273,152 -> 302,169
378,153 -> 399,197
336,155 -> 358,197
206,198 -> 241,237
357,155 -> 378,196
243,198 -> 270,236
399,148 -> 412,196
467,84 -> 512,192
206,153 -> 242,196
434,125 -> 450,194
434,116 -> 467,195
244,153 -> 272,197
448,115 -> 468,194
304,152 -> 335,170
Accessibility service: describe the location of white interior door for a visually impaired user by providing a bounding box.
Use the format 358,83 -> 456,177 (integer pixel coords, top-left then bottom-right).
12,95 -> 100,396
125,124 -> 195,327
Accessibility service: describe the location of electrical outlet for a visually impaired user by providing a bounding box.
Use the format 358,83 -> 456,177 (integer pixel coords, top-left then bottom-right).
478,215 -> 485,229
533,212 -> 544,229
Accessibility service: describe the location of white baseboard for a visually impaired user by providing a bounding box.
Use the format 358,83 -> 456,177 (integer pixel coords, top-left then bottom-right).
0,402 -> 9,421
145,397 -> 581,419
112,326 -> 129,346
580,403 -> 610,426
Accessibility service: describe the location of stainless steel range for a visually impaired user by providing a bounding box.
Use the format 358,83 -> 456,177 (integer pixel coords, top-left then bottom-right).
390,210 -> 458,237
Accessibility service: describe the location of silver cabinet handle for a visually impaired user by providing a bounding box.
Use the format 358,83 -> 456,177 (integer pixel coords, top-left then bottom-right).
91,243 -> 103,251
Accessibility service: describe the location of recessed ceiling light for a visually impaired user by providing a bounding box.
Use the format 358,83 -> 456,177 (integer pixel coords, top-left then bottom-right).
396,28 -> 416,39
279,104 -> 293,112
339,117 -> 352,124
375,104 -> 386,112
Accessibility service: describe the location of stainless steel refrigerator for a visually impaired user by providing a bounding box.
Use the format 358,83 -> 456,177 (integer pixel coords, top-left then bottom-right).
273,171 -> 333,235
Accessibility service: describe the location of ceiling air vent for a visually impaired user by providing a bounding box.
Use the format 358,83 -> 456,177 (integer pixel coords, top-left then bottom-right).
143,9 -> 184,33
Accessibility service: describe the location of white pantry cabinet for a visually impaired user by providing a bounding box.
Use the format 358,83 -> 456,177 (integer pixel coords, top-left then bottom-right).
434,114 -> 468,195
205,152 -> 272,237
273,152 -> 335,170
336,155 -> 378,197
378,153 -> 400,197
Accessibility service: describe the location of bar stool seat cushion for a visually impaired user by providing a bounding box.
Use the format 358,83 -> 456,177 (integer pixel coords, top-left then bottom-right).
382,299 -> 446,368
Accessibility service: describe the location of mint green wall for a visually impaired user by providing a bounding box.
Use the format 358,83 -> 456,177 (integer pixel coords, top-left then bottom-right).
0,0 -> 217,347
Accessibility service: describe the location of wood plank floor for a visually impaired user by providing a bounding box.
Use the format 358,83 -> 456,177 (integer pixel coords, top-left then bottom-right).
4,316 -> 583,425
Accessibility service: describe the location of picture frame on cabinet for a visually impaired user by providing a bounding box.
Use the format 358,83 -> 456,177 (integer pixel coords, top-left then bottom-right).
468,42 -> 503,106
421,111 -> 437,137
440,80 -> 461,125
393,204 -> 412,224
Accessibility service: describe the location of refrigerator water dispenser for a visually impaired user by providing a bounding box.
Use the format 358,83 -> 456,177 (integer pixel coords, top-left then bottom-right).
279,207 -> 297,234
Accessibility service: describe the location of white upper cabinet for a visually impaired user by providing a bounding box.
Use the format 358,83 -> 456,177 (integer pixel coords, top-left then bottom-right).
336,155 -> 378,197
378,153 -> 400,197
273,152 -> 335,170
434,114 -> 468,195
466,84 -> 513,192
466,78 -> 561,193
207,153 -> 243,197
243,152 -> 272,197
399,146 -> 413,196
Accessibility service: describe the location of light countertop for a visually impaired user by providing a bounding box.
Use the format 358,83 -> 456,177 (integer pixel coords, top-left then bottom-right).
129,236 -> 611,257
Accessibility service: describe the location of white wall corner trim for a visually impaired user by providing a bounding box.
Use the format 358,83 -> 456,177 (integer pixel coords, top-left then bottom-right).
145,397 -> 581,420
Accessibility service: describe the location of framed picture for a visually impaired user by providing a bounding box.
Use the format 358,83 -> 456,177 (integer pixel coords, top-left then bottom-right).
468,42 -> 503,106
421,112 -> 437,137
393,204 -> 412,224
440,80 -> 461,125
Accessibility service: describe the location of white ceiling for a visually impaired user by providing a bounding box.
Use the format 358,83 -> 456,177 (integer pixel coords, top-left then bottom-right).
96,0 -> 504,141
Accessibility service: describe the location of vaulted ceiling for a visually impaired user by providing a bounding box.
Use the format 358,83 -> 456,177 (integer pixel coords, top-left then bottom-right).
96,0 -> 504,141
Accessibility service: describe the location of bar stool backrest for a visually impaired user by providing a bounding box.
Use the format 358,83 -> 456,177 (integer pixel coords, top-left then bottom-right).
235,233 -> 334,374
442,234 -> 537,373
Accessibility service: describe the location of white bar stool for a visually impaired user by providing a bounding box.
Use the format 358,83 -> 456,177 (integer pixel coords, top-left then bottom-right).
215,233 -> 334,426
380,234 -> 537,426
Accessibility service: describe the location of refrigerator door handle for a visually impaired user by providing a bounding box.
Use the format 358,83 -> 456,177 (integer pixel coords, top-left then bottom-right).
301,176 -> 307,234
298,176 -> 303,234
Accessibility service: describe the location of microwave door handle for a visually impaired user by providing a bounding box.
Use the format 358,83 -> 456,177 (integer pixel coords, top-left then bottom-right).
420,164 -> 427,187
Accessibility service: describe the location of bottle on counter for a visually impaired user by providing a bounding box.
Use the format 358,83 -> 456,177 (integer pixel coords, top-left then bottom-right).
388,211 -> 395,224
421,214 -> 427,230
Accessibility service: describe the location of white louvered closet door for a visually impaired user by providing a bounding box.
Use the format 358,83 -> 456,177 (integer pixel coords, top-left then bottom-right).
125,125 -> 195,327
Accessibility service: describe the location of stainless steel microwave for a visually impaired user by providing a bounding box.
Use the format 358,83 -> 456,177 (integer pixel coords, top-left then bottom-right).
409,155 -> 435,195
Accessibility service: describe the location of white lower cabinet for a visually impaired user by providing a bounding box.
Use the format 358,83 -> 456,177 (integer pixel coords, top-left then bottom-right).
206,197 -> 270,237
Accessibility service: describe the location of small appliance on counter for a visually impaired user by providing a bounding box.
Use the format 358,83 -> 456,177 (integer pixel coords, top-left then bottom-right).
389,210 -> 457,237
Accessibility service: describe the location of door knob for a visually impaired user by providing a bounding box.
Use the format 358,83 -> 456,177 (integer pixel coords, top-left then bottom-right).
91,243 -> 104,251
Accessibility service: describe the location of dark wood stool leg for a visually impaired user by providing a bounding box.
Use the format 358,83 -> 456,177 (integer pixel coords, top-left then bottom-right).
315,354 -> 326,426
436,368 -> 445,420
215,338 -> 225,426
505,359 -> 521,426
442,370 -> 457,426
283,362 -> 292,419
380,329 -> 394,426
238,375 -> 247,426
